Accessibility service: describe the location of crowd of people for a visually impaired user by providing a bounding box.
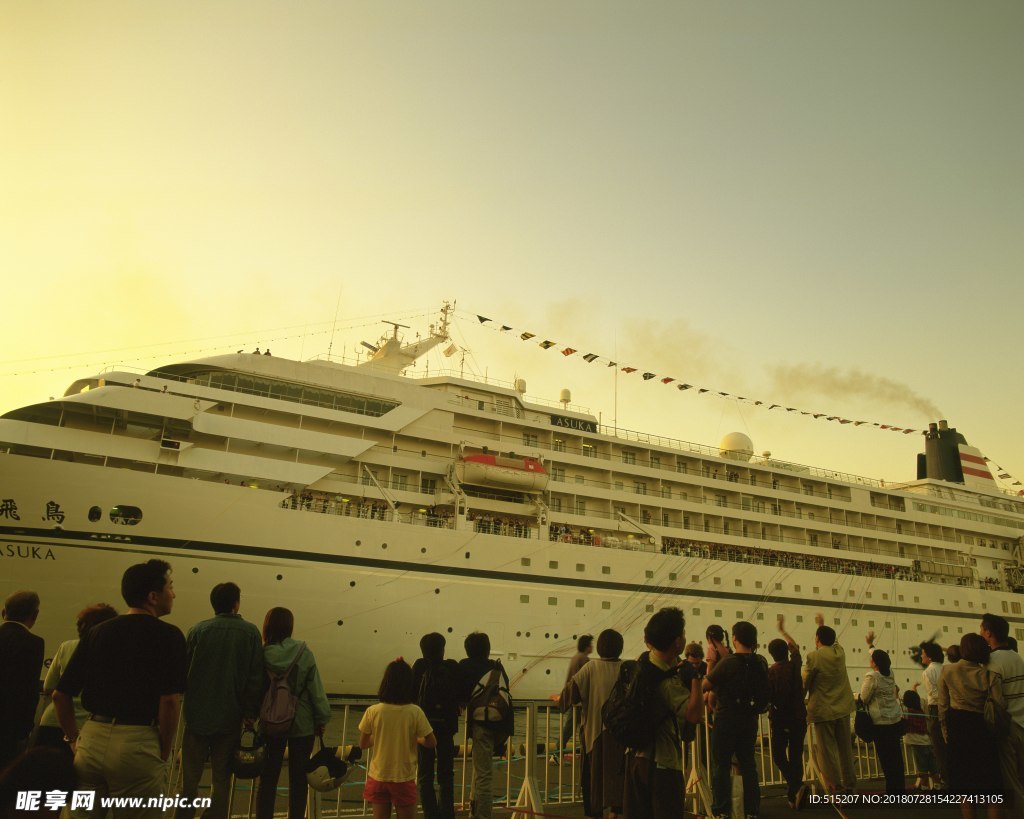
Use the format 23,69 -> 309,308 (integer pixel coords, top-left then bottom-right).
0,571 -> 514,819
4,574 -> 1024,819
557,610 -> 1024,819
661,536 -> 917,583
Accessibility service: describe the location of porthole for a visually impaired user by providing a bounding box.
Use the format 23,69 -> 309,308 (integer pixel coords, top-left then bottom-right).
355,540 -> 362,546
434,588 -> 440,595
447,627 -> 453,633
337,620 -> 344,626
110,505 -> 142,526
545,669 -> 551,675
465,552 -> 471,559
276,575 -> 283,581
349,581 -> 356,587
191,567 -> 199,574
381,543 -> 388,550
88,506 -> 102,522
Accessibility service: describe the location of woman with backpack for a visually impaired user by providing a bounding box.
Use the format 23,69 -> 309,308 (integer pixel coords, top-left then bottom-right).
359,659 -> 438,819
256,607 -> 331,819
859,648 -> 904,795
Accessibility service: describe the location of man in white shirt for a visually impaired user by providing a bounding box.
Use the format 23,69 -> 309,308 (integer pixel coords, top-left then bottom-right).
917,642 -> 948,786
981,613 -> 1024,815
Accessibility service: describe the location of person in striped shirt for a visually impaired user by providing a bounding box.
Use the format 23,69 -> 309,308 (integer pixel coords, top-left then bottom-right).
981,613 -> 1024,815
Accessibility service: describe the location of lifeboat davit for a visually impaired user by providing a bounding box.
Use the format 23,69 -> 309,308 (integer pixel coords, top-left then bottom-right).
455,453 -> 549,492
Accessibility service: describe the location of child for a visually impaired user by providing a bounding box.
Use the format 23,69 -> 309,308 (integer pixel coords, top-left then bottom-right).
902,689 -> 939,791
359,659 -> 438,819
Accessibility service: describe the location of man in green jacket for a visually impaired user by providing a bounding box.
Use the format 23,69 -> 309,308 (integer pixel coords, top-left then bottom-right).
803,613 -> 856,794
176,582 -> 264,819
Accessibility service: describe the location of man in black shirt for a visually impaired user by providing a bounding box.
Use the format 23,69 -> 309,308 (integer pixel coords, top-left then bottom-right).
703,621 -> 769,819
0,591 -> 44,771
413,632 -> 461,819
767,616 -> 807,809
54,559 -> 187,816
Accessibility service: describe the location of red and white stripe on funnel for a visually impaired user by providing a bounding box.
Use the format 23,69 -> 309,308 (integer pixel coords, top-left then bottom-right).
959,445 -> 995,487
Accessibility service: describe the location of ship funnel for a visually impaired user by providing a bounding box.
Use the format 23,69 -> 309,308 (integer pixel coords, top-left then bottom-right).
917,421 -> 968,483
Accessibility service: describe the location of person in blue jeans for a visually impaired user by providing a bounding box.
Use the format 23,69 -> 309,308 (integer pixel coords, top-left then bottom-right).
704,621 -> 768,819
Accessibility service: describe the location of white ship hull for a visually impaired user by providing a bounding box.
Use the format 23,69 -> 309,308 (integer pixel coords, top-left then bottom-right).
0,453 -> 1010,699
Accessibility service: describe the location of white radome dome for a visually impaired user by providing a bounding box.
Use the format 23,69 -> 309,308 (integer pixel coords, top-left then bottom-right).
719,432 -> 754,462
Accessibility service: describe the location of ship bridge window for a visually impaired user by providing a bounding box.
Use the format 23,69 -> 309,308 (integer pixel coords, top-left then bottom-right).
582,444 -> 595,458
184,369 -> 399,416
110,505 -> 142,526
651,455 -> 660,468
622,451 -> 635,465
1013,602 -> 1022,615
553,439 -> 566,453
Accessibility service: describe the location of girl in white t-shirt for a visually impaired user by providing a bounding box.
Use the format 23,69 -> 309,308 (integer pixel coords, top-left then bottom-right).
359,659 -> 437,819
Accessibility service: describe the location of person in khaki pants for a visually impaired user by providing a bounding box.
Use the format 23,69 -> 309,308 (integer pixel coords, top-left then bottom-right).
54,560 -> 186,819
803,613 -> 856,794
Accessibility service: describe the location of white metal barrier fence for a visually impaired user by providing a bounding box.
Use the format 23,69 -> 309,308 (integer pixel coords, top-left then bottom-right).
168,700 -> 913,817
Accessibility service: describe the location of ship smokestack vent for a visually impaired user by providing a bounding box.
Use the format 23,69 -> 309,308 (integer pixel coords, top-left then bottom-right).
919,420 -> 967,483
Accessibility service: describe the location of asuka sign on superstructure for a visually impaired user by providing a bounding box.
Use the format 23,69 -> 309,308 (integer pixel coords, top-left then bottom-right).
550,414 -> 597,434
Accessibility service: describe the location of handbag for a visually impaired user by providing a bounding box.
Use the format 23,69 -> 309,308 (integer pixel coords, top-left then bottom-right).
854,697 -> 876,743
983,669 -> 1011,739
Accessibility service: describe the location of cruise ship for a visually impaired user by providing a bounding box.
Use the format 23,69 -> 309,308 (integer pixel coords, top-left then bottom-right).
2,303 -> 1022,698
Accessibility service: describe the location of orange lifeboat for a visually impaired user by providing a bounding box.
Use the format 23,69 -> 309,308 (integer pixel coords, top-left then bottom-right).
455,453 -> 549,492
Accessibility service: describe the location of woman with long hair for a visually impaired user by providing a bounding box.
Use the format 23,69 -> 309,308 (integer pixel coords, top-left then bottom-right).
859,648 -> 904,794
256,607 -> 331,819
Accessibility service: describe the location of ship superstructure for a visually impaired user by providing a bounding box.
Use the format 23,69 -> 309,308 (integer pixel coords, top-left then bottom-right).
1,305 -> 1022,697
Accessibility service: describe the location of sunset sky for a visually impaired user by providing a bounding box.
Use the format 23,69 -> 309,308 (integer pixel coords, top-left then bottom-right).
2,1 -> 1022,487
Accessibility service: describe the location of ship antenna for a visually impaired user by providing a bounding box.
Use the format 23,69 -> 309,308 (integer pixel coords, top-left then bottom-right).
326,289 -> 343,360
382,320 -> 409,340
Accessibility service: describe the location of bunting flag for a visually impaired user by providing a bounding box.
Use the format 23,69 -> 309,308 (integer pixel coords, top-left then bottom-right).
443,344 -> 457,357
462,307 -> 927,437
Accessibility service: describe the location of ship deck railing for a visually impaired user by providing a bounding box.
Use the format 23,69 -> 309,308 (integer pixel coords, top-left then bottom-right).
278,491 -> 1008,591
163,698 -> 929,818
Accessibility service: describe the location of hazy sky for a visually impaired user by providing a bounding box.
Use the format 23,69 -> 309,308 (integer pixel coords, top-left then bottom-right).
2,1 -> 1022,487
